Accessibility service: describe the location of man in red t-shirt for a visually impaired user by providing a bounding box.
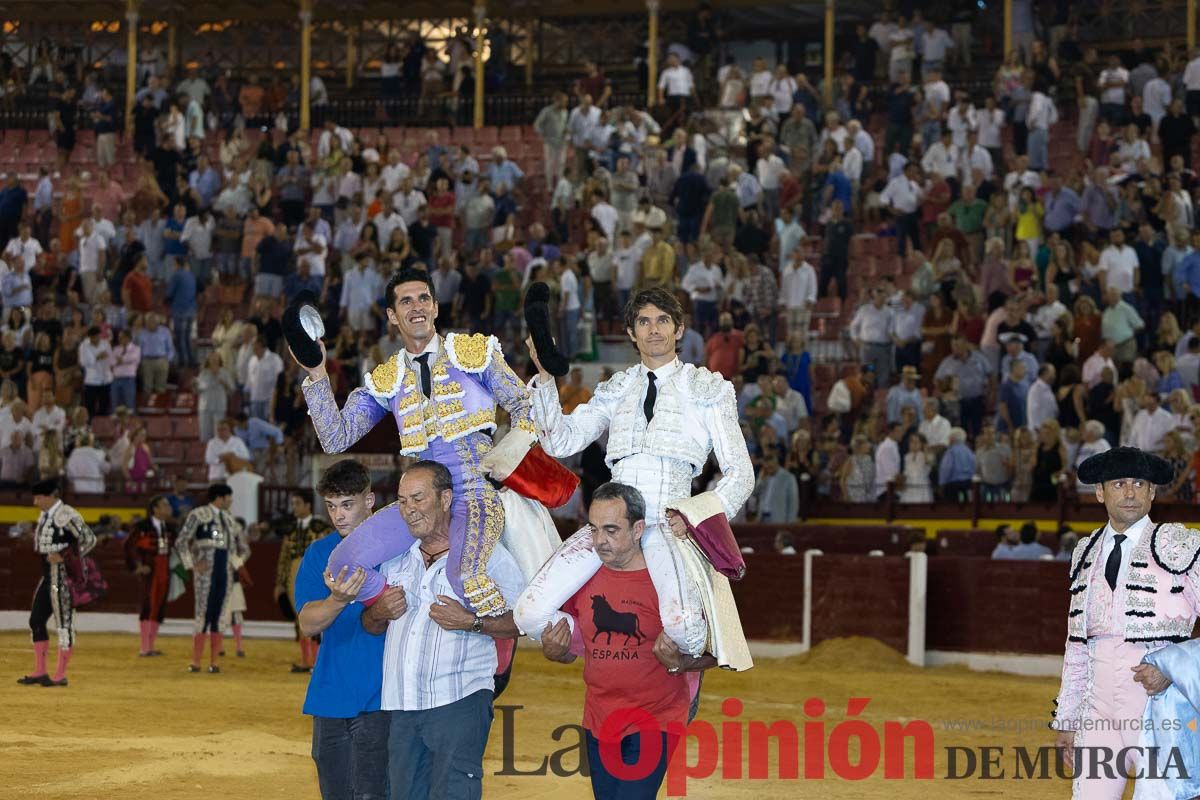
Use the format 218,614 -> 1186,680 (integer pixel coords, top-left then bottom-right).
704,311 -> 744,380
541,482 -> 715,799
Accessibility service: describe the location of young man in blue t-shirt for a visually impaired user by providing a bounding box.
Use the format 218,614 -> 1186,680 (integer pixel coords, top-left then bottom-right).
295,459 -> 388,799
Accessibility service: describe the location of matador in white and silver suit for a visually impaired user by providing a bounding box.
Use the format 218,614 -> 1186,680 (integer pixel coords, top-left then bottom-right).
515,288 -> 755,669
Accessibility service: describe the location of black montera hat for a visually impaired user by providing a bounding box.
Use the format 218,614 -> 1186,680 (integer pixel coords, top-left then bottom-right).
1077,446 -> 1175,486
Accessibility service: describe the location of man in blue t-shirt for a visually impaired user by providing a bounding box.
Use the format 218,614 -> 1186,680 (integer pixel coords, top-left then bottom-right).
295,459 -> 388,800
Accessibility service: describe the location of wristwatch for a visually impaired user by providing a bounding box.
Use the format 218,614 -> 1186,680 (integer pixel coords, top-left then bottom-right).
470,615 -> 484,634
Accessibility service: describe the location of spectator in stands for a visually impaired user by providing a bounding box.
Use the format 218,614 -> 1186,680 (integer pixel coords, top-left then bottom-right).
77,326 -> 112,419
935,427 -> 974,502
65,432 -> 109,494
246,336 -> 284,422
121,252 -> 154,313
135,313 -> 174,394
850,288 -> 895,387
874,422 -> 903,499
885,365 -> 923,424
1013,522 -> 1054,560
121,426 -> 155,493
166,257 -> 198,370
753,452 -> 799,523
205,418 -> 251,481
991,524 -> 1021,559
1130,391 -> 1174,454
195,352 -> 234,444
109,329 -> 139,414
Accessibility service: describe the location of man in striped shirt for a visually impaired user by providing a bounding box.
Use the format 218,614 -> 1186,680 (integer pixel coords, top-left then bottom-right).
363,460 -> 524,800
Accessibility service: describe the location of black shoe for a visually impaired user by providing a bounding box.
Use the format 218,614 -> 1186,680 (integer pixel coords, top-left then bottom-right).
290,664 -> 311,674
42,677 -> 67,687
207,665 -> 221,674
138,651 -> 153,657
187,664 -> 201,673
218,650 -> 225,657
236,650 -> 246,658
17,674 -> 51,686
149,650 -> 164,656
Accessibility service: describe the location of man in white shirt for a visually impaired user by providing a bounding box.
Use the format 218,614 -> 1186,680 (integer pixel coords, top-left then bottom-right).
205,418 -> 252,481
246,337 -> 284,422
657,52 -> 696,112
381,150 -> 412,194
1099,54 -> 1130,121
1026,364 -> 1059,431
1143,74 -> 1172,134
681,247 -> 722,336
373,198 -> 407,251
921,24 -> 956,73
181,210 -> 215,280
850,288 -> 896,386
392,177 -> 427,228
1026,89 -> 1058,172
918,399 -> 951,449
589,192 -> 619,242
880,163 -> 924,257
945,95 -> 977,149
30,390 -> 65,451
847,119 -> 875,163
362,461 -> 522,800
875,423 -> 904,499
76,218 -> 107,305
1130,392 -> 1174,453
748,57 -> 773,101
567,95 -> 601,178
557,258 -> 582,361
779,254 -> 817,341
65,434 -> 110,494
756,138 -> 787,221
341,255 -> 384,333
294,219 -> 328,278
959,130 -> 994,184
78,326 -> 114,418
1083,340 -> 1119,388
921,129 -> 959,180
3,224 -> 43,274
1032,284 -> 1069,348
1099,228 -> 1139,299
1184,50 -> 1200,119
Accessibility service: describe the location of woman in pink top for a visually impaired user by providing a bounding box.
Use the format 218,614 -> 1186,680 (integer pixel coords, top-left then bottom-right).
124,427 -> 155,493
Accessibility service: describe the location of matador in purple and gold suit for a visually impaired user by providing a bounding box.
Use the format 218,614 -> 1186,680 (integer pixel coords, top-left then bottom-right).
303,331 -> 571,616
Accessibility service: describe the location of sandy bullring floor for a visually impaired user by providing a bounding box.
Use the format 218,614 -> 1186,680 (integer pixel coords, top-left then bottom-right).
0,632 -> 1093,798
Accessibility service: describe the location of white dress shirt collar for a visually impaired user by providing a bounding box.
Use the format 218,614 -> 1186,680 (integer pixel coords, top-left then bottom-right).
1105,513 -> 1151,548
641,358 -> 683,382
404,335 -> 441,362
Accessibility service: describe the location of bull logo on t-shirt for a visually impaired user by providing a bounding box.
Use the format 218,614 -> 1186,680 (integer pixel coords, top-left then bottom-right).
590,594 -> 645,647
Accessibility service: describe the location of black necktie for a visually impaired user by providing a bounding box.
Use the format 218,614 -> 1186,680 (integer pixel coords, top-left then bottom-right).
415,353 -> 432,399
1105,533 -> 1127,592
644,372 -> 657,424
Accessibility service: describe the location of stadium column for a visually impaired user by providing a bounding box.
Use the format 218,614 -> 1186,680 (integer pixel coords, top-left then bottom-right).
1003,0 -> 1012,58
124,0 -> 140,137
1191,0 -> 1197,49
473,2 -> 486,129
299,0 -> 314,132
646,0 -> 659,109
823,0 -> 834,108
346,24 -> 357,89
167,21 -> 177,77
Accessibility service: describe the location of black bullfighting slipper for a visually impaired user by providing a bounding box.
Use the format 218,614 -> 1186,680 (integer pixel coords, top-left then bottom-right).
17,674 -> 51,686
42,678 -> 68,687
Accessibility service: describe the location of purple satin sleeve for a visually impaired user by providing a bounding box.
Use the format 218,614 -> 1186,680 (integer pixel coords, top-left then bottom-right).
327,503 -> 415,603
303,378 -> 389,454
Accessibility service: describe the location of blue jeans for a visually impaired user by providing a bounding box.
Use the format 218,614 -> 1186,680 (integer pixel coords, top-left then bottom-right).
312,711 -> 390,800
560,308 -> 581,360
388,690 -> 493,800
110,377 -> 136,412
1027,128 -> 1049,171
585,730 -> 678,800
248,400 -> 269,421
173,314 -> 195,368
